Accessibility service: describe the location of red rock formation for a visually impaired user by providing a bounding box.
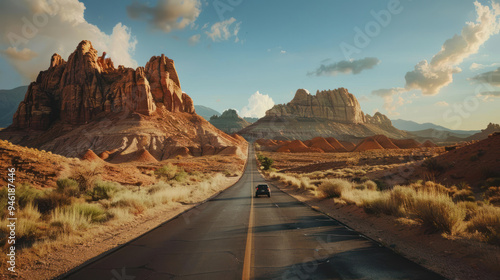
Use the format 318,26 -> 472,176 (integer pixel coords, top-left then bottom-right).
277,140 -> 323,153
309,137 -> 337,152
325,137 -> 348,152
353,138 -> 384,152
11,40 -> 195,130
266,88 -> 365,124
422,140 -> 438,148
339,141 -> 356,151
391,138 -> 422,149
369,135 -> 399,149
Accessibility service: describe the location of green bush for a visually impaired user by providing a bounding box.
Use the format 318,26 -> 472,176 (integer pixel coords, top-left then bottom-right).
174,168 -> 188,182
71,203 -> 109,223
422,158 -> 445,175
17,184 -> 44,208
90,181 -> 118,201
155,164 -> 178,180
56,178 -> 80,197
34,191 -> 72,214
261,157 -> 274,171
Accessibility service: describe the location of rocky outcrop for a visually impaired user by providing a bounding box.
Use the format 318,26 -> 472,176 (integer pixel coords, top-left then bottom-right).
266,88 -> 365,124
465,123 -> 500,141
1,40 -> 247,160
239,88 -> 409,141
210,109 -> 251,134
365,112 -> 392,127
11,40 -> 195,130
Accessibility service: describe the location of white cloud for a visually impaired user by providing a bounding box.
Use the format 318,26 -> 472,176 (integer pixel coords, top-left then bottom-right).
470,62 -> 500,70
0,0 -> 137,82
127,0 -> 201,33
205,17 -> 241,42
280,50 -> 286,54
1,47 -> 37,61
309,57 -> 380,76
434,101 -> 449,107
371,87 -> 408,116
188,34 -> 201,45
405,1 -> 500,95
240,91 -> 275,118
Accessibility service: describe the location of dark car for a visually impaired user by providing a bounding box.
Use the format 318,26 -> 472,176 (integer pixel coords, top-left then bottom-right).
255,184 -> 271,197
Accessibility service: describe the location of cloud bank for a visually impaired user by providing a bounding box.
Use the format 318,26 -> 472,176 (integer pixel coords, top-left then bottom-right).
205,17 -> 241,42
127,0 -> 201,33
309,57 -> 380,76
0,0 -> 137,82
405,1 -> 500,95
240,91 -> 275,118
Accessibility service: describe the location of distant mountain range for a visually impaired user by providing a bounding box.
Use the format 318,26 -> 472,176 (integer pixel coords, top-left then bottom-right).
0,86 -> 28,128
391,119 -> 479,135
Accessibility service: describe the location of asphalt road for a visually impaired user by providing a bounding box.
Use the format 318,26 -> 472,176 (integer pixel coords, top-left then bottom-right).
59,147 -> 445,280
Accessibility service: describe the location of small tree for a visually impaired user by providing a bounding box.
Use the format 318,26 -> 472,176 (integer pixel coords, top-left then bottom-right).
261,157 -> 274,171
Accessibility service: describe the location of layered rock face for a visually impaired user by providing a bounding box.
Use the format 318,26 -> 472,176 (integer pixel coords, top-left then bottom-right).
239,88 -> 409,141
2,40 -> 247,160
266,88 -> 365,124
11,40 -> 195,130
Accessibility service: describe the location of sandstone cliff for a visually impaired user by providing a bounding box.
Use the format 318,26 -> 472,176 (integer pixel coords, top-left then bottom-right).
266,88 -> 365,124
239,88 -> 408,141
1,41 -> 246,160
11,40 -> 194,130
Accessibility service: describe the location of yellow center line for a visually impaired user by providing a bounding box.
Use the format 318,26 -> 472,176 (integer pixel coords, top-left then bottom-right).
242,148 -> 254,280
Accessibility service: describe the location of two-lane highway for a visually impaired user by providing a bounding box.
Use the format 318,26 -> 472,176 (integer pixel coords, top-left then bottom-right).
59,146 -> 445,279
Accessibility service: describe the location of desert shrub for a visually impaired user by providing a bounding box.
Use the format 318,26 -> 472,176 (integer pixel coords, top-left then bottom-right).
50,207 -> 91,233
484,178 -> 500,188
466,205 -> 500,245
174,168 -> 188,182
71,203 -> 109,223
56,178 -> 80,197
412,191 -> 465,234
34,191 -> 72,214
361,192 -> 392,215
484,187 -> 500,206
458,201 -> 479,220
373,179 -> 390,191
387,186 -> 417,216
90,181 -> 119,201
422,158 -> 445,175
318,179 -> 352,199
17,184 -> 44,208
365,180 -> 378,191
111,192 -> 146,215
155,164 -> 178,180
72,162 -> 103,193
355,180 -> 377,191
261,156 -> 274,171
452,189 -> 475,202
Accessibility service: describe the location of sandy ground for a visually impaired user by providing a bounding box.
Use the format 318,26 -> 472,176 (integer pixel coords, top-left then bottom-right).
272,182 -> 500,280
4,176 -> 241,280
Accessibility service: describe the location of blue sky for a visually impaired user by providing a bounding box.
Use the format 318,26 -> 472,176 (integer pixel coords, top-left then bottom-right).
1,0 -> 499,130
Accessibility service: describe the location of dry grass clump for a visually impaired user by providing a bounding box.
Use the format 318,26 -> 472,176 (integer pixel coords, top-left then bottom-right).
266,170 -> 500,243
466,205 -> 500,245
0,163 -> 234,254
317,179 -> 352,199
